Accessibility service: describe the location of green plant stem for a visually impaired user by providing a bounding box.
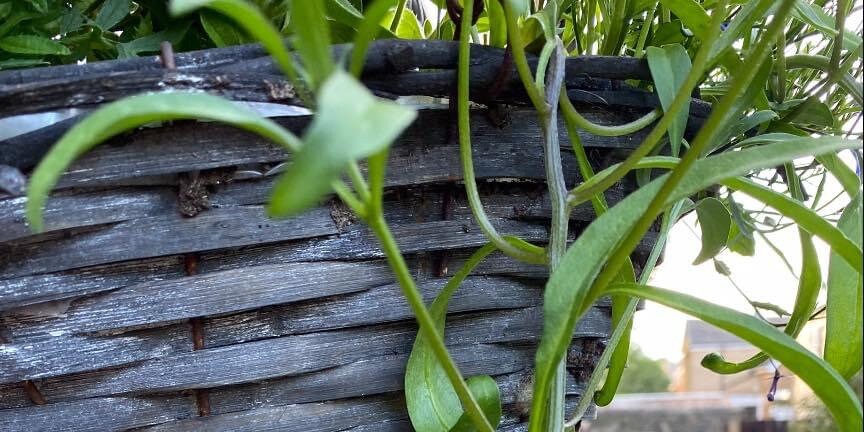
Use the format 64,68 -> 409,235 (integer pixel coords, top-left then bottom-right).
540,38 -> 569,432
502,1 -> 550,117
347,162 -> 371,202
460,0 -> 547,264
561,89 -> 639,410
566,12 -> 722,208
367,213 -> 495,432
390,0 -> 407,32
586,0 -> 804,321
830,0 -> 848,78
774,31 -> 787,103
561,98 -> 661,136
785,54 -> 863,106
634,1 -> 659,58
564,199 -> 685,427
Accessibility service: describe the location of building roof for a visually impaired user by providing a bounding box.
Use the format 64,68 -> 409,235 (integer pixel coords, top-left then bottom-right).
685,320 -> 752,349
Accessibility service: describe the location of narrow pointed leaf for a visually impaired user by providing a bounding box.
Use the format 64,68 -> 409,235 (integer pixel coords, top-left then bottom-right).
26,93 -> 301,232
646,44 -> 691,157
825,191 -> 863,379
406,243 -> 501,432
0,35 -> 70,55
693,197 -> 731,264
534,136 -> 861,424
268,71 -> 415,217
604,284 -> 863,431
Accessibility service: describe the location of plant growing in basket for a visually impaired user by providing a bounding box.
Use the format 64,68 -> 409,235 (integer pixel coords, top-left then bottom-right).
20,0 -> 862,431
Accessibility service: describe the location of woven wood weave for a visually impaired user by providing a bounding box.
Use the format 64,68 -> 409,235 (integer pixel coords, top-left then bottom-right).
0,41 -> 707,431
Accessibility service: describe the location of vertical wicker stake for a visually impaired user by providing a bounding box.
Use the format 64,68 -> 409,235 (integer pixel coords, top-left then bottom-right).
161,40 -> 211,418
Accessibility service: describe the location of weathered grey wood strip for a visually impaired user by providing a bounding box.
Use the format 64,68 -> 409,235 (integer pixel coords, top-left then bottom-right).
0,306 -> 608,396
0,206 -> 336,279
202,275 -> 546,348
0,256 -> 182,311
0,394 -> 195,432
195,218 -> 548,273
0,324 -> 192,385
7,261 -> 393,336
31,108 -> 636,189
0,188 -> 176,243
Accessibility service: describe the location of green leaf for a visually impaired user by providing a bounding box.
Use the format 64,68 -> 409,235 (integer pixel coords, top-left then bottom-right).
0,35 -> 70,55
95,0 -> 131,30
59,6 -> 86,35
659,0 -> 710,40
406,243 -> 500,432
604,284 -> 863,431
825,191 -> 863,379
816,153 -> 861,198
648,20 -> 690,46
267,71 -> 416,217
486,0 -> 507,48
383,7 -> 424,39
116,22 -> 191,58
291,0 -> 334,89
27,93 -> 301,232
0,58 -> 49,69
703,228 -> 821,374
200,10 -> 251,47
326,0 -> 365,28
693,197 -> 730,264
646,44 -> 691,157
450,376 -> 502,432
792,0 -> 861,50
725,196 -> 756,256
533,136 -> 861,430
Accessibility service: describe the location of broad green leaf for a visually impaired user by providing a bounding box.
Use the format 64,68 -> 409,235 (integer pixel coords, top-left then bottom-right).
0,35 -> 70,55
450,376 -> 502,432
291,0 -> 334,89
383,8 -> 424,39
659,0 -> 710,40
200,10 -> 251,47
95,0 -> 131,30
604,284 -> 863,431
646,44 -> 691,157
27,93 -> 301,232
825,191 -> 863,379
326,0 -> 365,28
59,6 -> 86,35
116,22 -> 191,58
792,0 -> 861,49
725,196 -> 756,256
776,97 -> 835,127
713,110 -> 778,152
533,136 -> 861,429
649,20 -> 690,46
268,71 -> 416,217
693,197 -> 731,264
406,243 -> 501,432
170,0 -> 303,90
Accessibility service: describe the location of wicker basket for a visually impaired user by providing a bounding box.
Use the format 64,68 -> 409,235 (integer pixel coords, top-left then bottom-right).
0,41 -> 708,431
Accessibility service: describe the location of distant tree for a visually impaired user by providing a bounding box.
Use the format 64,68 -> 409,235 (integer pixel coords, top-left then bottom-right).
615,347 -> 671,394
